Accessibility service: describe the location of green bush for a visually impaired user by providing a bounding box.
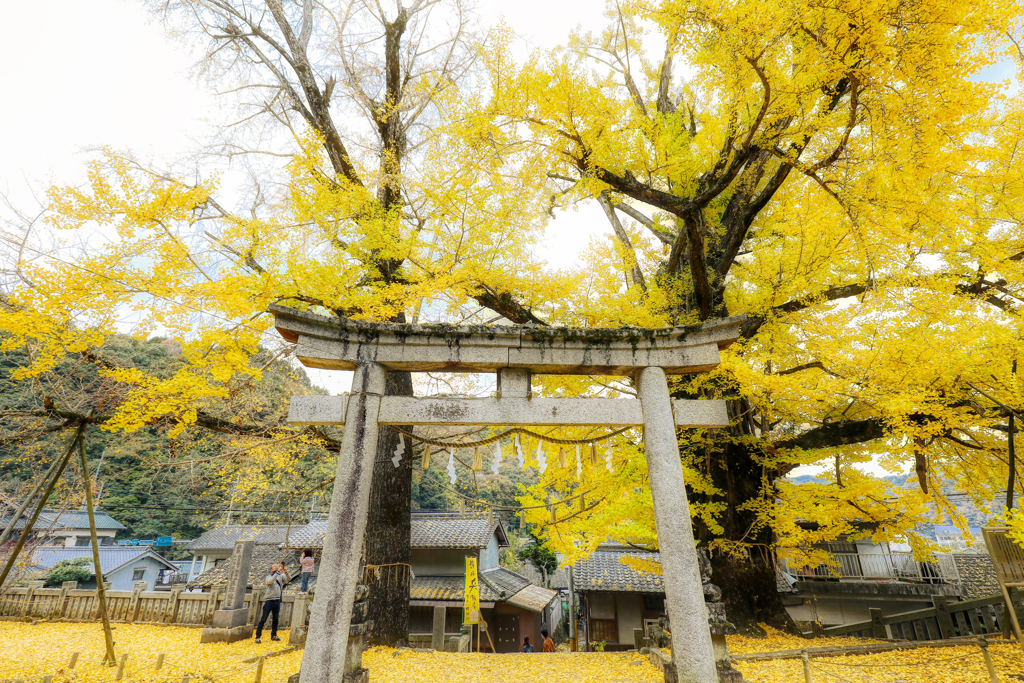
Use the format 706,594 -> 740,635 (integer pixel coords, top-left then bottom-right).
44,557 -> 92,587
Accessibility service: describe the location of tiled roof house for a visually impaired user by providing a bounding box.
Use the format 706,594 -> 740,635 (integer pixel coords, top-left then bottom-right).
283,512 -> 557,651
569,545 -> 668,652
183,524 -> 299,584
25,546 -> 176,591
0,509 -> 125,548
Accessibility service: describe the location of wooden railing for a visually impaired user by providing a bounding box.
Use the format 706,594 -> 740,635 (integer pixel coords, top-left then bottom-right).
0,580 -> 305,628
821,594 -> 1007,640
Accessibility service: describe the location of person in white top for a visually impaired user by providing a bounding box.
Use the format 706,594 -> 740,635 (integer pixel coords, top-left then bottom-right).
300,548 -> 315,594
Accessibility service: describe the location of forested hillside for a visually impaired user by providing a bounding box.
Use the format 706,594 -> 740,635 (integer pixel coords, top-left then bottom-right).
0,336 -> 533,543
0,335 -> 334,542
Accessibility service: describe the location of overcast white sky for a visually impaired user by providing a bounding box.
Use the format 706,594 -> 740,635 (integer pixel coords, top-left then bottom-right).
0,0 -> 610,261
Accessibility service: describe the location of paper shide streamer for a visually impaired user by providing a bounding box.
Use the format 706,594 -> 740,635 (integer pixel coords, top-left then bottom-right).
391,433 -> 405,468
446,450 -> 457,484
491,442 -> 503,473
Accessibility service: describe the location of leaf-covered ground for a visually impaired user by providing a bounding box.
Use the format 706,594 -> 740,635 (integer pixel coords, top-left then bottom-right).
1,622 -> 1022,683
728,626 -> 1024,683
0,622 -> 303,683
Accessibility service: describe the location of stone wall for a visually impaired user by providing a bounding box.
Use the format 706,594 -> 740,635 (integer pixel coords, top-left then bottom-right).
953,554 -> 1000,599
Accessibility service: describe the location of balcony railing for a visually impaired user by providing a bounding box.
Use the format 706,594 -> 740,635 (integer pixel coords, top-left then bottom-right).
780,552 -> 960,585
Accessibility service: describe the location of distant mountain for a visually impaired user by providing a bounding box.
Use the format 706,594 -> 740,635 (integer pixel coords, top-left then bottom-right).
784,471 -> 1003,538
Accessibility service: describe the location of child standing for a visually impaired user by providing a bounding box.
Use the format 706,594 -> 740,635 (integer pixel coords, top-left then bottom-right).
300,548 -> 315,594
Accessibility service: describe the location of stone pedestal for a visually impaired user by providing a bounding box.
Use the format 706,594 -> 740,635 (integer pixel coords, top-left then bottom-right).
212,608 -> 250,629
201,624 -> 254,643
200,540 -> 255,644
343,585 -> 371,683
701,552 -> 744,683
289,594 -> 310,646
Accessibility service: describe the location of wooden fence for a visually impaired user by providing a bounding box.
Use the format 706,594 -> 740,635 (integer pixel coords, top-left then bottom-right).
0,580 -> 306,629
822,594 -> 1007,640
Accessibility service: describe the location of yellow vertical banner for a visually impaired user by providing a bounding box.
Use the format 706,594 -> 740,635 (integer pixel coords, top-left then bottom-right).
464,556 -> 480,624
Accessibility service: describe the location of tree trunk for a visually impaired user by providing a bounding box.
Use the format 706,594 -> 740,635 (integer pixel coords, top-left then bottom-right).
690,407 -> 797,635
363,368 -> 414,645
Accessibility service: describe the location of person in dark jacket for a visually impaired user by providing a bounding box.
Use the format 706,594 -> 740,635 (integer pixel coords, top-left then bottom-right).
522,636 -> 534,653
255,563 -> 289,643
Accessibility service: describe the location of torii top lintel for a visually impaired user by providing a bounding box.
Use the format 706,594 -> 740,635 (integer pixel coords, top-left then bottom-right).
269,304 -> 744,376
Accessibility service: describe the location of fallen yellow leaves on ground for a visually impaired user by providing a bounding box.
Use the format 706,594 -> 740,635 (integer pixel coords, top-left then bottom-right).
362,648 -> 662,683
0,622 -> 301,683
1,622 -> 1021,683
726,627 -> 885,654
727,626 -> 1024,683
0,623 -> 664,683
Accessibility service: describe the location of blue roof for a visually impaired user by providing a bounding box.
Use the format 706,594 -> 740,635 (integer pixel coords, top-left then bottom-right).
0,509 -> 125,532
27,546 -> 175,575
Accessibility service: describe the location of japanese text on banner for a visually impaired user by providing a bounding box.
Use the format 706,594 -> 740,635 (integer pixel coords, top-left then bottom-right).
464,556 -> 480,624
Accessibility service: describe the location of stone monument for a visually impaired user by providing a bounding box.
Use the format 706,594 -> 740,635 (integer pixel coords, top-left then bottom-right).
343,584 -> 371,683
700,552 -> 743,683
200,539 -> 255,643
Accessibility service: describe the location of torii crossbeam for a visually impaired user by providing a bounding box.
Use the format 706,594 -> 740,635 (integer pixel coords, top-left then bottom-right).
270,305 -> 744,683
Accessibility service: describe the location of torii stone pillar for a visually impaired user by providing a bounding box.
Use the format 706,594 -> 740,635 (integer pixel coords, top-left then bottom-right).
638,367 -> 716,682
270,305 -> 743,683
301,363 -> 385,683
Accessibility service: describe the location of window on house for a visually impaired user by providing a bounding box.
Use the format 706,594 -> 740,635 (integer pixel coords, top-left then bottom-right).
132,568 -> 146,581
642,595 -> 665,612
76,538 -> 91,547
409,607 -> 433,634
589,618 -> 617,644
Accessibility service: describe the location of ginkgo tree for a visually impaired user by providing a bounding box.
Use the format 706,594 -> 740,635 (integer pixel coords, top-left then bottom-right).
444,0 -> 1024,630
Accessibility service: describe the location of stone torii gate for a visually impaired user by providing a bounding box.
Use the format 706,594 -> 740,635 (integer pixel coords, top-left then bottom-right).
270,304 -> 743,683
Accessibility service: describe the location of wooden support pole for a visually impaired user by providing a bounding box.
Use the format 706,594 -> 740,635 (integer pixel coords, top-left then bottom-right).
155,653 -> 165,671
801,651 -> 812,683
79,436 -> 116,665
254,656 -> 265,683
0,423 -> 83,588
42,675 -> 53,683
482,620 -> 496,653
114,654 -> 128,681
0,438 -> 70,547
979,637 -> 999,683
67,653 -> 80,670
